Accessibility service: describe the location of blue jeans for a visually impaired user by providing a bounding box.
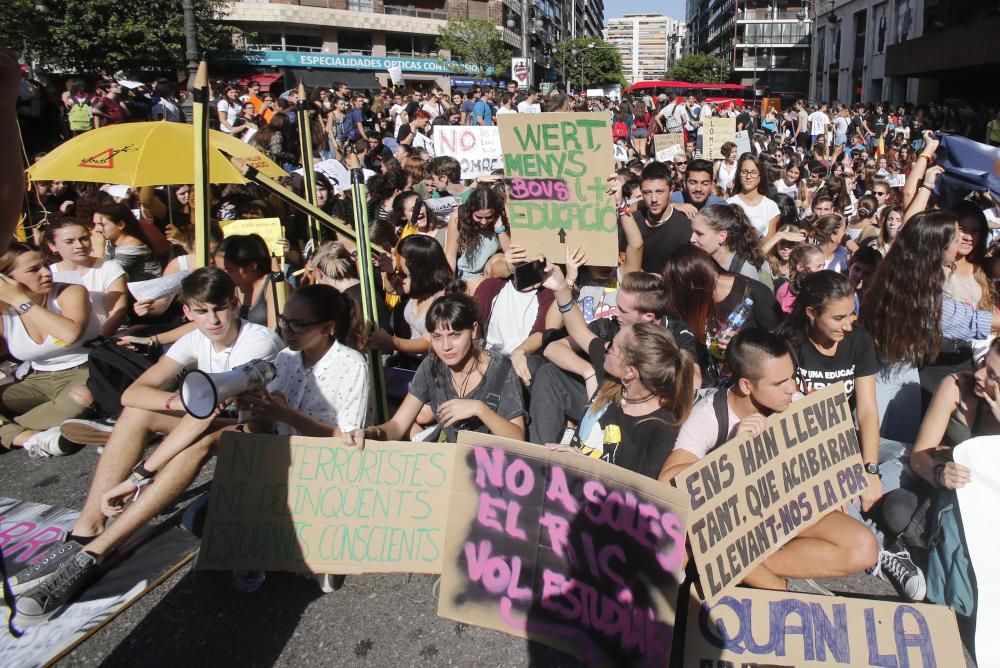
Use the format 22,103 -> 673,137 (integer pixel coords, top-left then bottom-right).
846,438 -> 913,549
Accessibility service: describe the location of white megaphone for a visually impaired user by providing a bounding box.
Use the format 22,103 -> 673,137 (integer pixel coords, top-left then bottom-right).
179,360 -> 276,419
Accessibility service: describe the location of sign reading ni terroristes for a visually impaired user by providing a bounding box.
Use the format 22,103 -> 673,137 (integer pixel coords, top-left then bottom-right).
497,112 -> 618,267
198,434 -> 454,575
682,383 -> 868,604
438,433 -> 689,666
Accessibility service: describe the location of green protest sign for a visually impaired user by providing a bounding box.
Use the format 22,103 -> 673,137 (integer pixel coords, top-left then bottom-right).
197,433 -> 455,574
498,112 -> 618,266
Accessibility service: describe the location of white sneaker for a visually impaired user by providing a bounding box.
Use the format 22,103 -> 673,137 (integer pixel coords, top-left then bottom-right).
24,427 -> 82,458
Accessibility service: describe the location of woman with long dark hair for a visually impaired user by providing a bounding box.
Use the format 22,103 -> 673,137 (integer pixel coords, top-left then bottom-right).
344,286 -> 525,445
861,210 -> 1000,437
689,203 -> 765,280
223,234 -> 279,330
662,246 -> 781,386
444,186 -> 510,280
727,153 -> 780,240
93,203 -> 161,282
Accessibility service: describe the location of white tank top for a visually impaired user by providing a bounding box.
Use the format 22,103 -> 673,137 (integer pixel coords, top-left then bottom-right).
717,161 -> 737,192
2,285 -> 98,371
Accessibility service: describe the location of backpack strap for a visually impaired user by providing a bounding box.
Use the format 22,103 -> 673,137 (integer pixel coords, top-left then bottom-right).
480,355 -> 511,412
713,389 -> 731,449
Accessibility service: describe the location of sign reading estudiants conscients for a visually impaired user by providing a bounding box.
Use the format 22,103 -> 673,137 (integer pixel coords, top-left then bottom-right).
685,588 -> 965,667
682,383 -> 868,604
433,126 -> 504,180
437,433 -> 689,666
198,434 -> 454,574
497,112 -> 618,267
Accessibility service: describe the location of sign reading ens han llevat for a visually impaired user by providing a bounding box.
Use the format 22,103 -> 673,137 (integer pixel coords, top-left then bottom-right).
498,112 -> 618,266
683,383 -> 868,604
198,434 -> 454,574
438,433 -> 689,667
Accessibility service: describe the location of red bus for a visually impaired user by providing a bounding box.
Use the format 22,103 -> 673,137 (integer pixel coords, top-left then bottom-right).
624,81 -> 753,106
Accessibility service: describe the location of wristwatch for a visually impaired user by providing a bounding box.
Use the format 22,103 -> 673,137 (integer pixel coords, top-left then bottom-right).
864,462 -> 881,477
16,301 -> 34,315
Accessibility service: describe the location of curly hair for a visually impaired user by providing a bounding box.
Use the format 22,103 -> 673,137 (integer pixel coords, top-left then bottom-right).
698,203 -> 765,268
455,186 -> 508,261
859,210 -> 958,365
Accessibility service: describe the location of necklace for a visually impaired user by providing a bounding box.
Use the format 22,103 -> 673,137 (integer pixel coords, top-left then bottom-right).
450,354 -> 480,398
621,391 -> 655,405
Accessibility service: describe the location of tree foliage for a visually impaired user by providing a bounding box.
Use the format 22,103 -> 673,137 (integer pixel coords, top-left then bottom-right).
437,18 -> 511,77
554,38 -> 627,91
2,0 -> 243,75
665,54 -> 731,84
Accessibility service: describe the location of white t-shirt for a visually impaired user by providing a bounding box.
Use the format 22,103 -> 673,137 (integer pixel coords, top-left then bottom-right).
727,194 -> 780,239
165,320 -> 284,373
217,99 -> 240,133
496,107 -> 516,115
657,103 -> 686,131
267,341 -> 369,434
516,100 -> 541,114
50,259 -> 126,325
485,283 -> 539,357
697,103 -> 712,135
809,111 -> 830,136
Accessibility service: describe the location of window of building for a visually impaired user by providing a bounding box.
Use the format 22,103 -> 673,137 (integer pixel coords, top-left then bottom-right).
386,34 -> 439,57
348,0 -> 374,11
338,30 -> 373,56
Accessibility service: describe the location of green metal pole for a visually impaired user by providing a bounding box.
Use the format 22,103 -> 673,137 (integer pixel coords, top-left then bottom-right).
295,83 -> 320,247
349,168 -> 389,424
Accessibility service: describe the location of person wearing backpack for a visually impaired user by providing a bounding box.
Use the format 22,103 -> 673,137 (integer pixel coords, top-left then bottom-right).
340,93 -> 368,143
654,95 -> 686,135
66,84 -> 94,135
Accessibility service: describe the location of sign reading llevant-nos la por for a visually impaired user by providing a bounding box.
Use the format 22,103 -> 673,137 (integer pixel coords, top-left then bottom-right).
437,432 -> 689,667
198,434 -> 454,575
498,112 -> 617,267
682,383 -> 867,604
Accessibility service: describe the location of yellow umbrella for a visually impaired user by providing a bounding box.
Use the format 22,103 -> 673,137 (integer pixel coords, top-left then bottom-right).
26,121 -> 286,186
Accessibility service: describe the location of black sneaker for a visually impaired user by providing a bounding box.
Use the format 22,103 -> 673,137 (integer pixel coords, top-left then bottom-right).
876,539 -> 926,601
16,550 -> 99,620
8,539 -> 81,596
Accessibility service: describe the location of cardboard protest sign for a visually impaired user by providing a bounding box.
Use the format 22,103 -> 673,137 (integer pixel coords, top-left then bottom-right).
198,434 -> 454,574
704,116 -> 737,159
296,159 -> 351,193
438,432 -> 688,666
433,126 -> 503,179
685,587 -> 965,667
412,131 -> 435,157
220,217 -> 284,257
497,112 -> 617,267
955,436 -> 1000,661
653,133 -> 685,162
682,383 -> 867,604
425,195 -> 459,225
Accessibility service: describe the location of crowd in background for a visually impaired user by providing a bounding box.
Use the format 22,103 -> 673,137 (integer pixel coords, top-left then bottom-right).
8,69 -> 999,642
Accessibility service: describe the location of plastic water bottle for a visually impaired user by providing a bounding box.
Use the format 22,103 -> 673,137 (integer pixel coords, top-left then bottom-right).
710,297 -> 754,359
233,569 -> 266,593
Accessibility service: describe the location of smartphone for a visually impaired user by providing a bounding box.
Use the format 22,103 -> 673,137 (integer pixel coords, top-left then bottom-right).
513,258 -> 546,291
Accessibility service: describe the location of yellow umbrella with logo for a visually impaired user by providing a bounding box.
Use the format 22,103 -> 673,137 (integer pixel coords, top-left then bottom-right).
26,121 -> 286,185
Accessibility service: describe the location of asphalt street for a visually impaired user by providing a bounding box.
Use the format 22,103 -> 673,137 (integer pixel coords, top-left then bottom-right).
0,444 -> 979,667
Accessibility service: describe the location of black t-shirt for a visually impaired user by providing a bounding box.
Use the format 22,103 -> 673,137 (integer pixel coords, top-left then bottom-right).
619,207 -> 692,274
396,123 -> 413,143
404,101 -> 420,119
569,337 -> 681,479
707,275 -> 782,340
868,112 -> 888,136
736,112 -> 751,131
793,325 -> 879,407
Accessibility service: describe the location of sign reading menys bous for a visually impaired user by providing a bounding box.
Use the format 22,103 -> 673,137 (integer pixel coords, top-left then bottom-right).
198,434 -> 454,574
685,587 -> 965,667
497,112 -> 617,267
438,433 -> 689,666
682,383 -> 867,604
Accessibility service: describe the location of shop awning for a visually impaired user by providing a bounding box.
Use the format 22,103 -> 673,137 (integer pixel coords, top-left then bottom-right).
282,68 -> 379,92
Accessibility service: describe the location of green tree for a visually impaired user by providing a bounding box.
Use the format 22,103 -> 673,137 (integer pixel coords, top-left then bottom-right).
1,0 -> 243,75
665,54 -> 731,83
555,38 -> 627,91
437,18 -> 511,78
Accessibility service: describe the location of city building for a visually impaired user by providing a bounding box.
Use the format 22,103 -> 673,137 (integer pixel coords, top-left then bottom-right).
684,0 -> 812,100
603,13 -> 686,85
811,0 -> 1000,105
218,0 -> 604,92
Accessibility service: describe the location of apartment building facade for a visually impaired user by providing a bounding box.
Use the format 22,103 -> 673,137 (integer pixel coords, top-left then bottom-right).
604,13 -> 686,85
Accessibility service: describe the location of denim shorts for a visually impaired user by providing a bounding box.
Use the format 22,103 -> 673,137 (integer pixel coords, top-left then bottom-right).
632,128 -> 648,138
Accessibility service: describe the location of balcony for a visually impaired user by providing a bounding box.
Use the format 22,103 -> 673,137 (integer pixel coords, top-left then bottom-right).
737,7 -> 808,21
246,43 -> 322,52
384,5 -> 448,20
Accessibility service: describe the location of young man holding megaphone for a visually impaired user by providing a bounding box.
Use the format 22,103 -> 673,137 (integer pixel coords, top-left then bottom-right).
11,267 -> 284,621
